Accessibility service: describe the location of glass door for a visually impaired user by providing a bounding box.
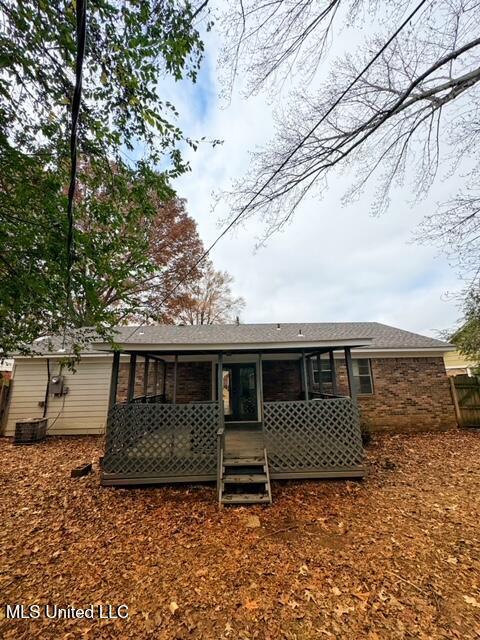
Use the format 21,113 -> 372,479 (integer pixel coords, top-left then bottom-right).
222,363 -> 258,422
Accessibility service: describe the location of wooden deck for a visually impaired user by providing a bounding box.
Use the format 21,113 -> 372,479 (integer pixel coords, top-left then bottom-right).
101,398 -> 365,488
224,423 -> 264,458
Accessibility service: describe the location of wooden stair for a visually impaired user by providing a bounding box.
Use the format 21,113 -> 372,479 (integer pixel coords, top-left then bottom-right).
219,423 -> 272,506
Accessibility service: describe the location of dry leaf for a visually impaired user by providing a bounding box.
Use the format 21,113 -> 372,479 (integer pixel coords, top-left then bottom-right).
389,595 -> 404,609
304,589 -> 317,603
463,595 -> 480,608
245,515 -> 261,528
352,591 -> 370,602
2,431 -> 479,640
335,604 -> 354,617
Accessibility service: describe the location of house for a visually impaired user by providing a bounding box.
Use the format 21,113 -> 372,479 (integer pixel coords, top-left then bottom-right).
2,339 -> 112,437
2,322 -> 457,505
444,350 -> 477,377
0,358 -> 14,375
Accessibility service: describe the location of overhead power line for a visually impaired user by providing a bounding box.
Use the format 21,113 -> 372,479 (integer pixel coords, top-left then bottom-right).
125,0 -> 430,340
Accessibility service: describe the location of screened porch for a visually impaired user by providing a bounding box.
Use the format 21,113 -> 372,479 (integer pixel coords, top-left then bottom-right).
101,345 -> 365,488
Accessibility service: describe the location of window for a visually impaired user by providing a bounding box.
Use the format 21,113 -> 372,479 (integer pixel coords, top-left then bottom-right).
352,359 -> 373,395
311,357 -> 332,385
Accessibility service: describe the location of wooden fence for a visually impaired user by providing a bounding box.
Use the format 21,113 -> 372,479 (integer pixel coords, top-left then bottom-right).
451,375 -> 480,428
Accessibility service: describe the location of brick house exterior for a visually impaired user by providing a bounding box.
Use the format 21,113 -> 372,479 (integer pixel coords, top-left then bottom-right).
8,322 -> 454,491
117,351 -> 456,434
7,322 -> 456,446
336,357 -> 456,432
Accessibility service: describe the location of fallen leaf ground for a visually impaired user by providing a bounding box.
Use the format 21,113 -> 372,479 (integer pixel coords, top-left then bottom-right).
1,431 -> 480,639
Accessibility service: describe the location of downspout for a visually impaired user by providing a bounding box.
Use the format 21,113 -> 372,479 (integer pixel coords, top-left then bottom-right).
43,358 -> 51,418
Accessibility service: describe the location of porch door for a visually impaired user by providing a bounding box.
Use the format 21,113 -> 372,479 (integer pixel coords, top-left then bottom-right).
223,363 -> 258,422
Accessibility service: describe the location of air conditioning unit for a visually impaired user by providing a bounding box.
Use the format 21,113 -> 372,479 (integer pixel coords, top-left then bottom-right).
14,417 -> 48,445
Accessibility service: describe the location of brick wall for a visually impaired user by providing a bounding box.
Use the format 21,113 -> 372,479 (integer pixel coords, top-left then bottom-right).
334,356 -> 457,433
118,361 -> 156,401
118,359 -> 303,404
164,362 -> 212,403
262,360 -> 302,402
117,360 -> 212,403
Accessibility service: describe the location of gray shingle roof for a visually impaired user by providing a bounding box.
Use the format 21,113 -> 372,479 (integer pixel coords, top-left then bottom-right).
107,322 -> 450,350
16,330 -> 103,356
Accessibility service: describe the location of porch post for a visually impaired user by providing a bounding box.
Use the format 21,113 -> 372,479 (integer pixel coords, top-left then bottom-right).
344,347 -> 357,403
217,353 -> 224,426
162,360 -> 167,399
153,360 -> 159,396
301,351 -> 310,402
316,352 -> 323,395
258,353 -> 264,422
108,351 -> 120,409
329,350 -> 338,396
143,356 -> 149,402
127,353 -> 137,403
211,361 -> 216,401
308,356 -> 315,394
173,354 -> 178,404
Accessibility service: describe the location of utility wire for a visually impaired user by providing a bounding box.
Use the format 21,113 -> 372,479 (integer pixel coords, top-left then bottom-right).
125,0 -> 430,340
62,0 -> 87,349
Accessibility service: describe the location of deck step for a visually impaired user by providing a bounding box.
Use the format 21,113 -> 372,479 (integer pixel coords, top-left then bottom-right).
225,422 -> 262,430
221,492 -> 271,504
223,457 -> 264,466
223,473 -> 267,484
219,445 -> 272,507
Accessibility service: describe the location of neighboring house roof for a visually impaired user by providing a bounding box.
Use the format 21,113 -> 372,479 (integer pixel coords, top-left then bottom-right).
101,322 -> 452,352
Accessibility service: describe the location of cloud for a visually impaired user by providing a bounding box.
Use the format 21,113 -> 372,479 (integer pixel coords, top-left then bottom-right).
162,23 -> 462,338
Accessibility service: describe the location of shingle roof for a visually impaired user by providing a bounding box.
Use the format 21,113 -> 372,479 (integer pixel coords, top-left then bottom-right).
107,322 -> 450,350
15,322 -> 451,357
16,331 -> 103,356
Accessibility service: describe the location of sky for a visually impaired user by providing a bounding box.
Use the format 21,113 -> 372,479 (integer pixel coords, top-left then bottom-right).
163,9 -> 463,339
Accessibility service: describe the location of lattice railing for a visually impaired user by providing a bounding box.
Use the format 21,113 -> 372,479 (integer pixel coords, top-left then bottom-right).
264,399 -> 363,472
103,402 -> 219,477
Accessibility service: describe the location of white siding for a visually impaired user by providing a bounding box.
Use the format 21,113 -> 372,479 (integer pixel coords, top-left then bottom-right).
3,356 -> 113,436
